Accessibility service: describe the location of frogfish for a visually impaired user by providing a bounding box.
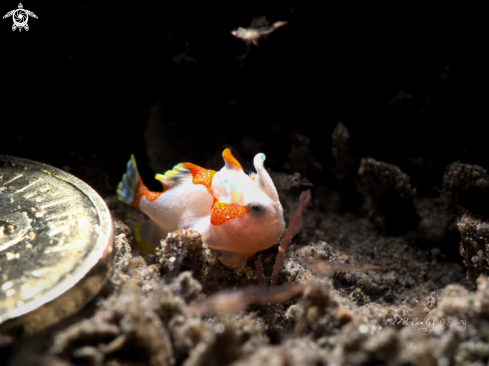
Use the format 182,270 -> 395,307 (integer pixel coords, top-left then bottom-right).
117,149 -> 285,267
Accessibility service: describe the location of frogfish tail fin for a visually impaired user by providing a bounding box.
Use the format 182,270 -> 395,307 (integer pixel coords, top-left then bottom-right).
117,154 -> 140,206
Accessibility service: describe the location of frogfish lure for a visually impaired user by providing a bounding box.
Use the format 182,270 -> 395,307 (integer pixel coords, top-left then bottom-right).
117,149 -> 285,268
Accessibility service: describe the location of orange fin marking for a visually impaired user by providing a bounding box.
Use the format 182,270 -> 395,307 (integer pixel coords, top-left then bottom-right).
132,176 -> 163,208
211,200 -> 248,226
181,163 -> 216,194
223,148 -> 242,169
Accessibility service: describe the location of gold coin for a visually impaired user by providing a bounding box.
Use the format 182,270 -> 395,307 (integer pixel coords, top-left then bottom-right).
0,155 -> 113,335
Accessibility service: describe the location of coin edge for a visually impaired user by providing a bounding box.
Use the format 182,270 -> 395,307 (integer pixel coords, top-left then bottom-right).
0,155 -> 114,335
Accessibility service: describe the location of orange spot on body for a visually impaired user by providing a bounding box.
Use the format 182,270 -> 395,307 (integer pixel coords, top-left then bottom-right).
181,163 -> 216,194
222,149 -> 242,169
132,176 -> 163,208
211,200 -> 248,226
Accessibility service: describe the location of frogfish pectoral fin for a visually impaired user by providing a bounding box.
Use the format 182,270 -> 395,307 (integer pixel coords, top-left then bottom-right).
216,249 -> 254,268
135,218 -> 167,253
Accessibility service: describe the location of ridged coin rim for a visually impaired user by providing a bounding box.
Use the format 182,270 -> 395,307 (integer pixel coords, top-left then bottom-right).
0,155 -> 114,335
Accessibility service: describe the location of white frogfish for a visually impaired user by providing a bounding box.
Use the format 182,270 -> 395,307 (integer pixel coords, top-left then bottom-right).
117,149 -> 285,268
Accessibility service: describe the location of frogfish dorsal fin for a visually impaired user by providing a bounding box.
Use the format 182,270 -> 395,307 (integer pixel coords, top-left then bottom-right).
253,153 -> 279,202
222,148 -> 243,171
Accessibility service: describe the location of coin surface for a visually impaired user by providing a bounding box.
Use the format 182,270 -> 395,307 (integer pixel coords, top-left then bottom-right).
0,155 -> 113,335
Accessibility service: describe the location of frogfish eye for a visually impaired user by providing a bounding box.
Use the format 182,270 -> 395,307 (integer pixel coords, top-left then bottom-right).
247,202 -> 266,218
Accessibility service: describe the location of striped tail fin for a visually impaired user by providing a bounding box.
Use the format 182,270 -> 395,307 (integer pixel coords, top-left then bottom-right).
117,155 -> 140,206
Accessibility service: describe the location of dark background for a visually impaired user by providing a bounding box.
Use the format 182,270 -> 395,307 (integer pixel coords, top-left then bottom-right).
1,1 -> 482,198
